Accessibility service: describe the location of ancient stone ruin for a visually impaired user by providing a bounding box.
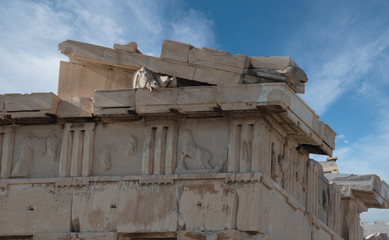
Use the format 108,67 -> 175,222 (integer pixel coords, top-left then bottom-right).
0,39 -> 388,240
363,222 -> 389,239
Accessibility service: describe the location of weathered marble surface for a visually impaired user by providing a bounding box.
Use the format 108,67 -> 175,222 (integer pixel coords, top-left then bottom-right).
0,173 -> 338,240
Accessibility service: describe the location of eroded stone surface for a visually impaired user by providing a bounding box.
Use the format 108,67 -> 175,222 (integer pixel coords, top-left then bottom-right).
366,233 -> 389,240
0,183 -> 72,235
57,97 -> 93,118
114,41 -> 141,53
161,40 -> 193,62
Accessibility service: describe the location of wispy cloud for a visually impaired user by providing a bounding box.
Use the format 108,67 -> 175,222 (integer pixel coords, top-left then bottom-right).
169,9 -> 214,48
0,0 -> 215,94
286,1 -> 389,116
301,31 -> 389,115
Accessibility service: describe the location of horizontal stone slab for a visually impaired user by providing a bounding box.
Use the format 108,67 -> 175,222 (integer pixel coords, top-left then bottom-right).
189,47 -> 249,74
148,57 -> 196,80
58,40 -> 105,63
101,48 -> 150,69
89,84 -> 335,155
161,39 -> 193,62
192,66 -> 241,85
4,92 -> 61,112
188,47 -> 215,68
135,88 -> 178,114
216,85 -> 262,110
215,51 -> 249,73
34,232 -> 117,240
94,89 -> 135,108
161,41 -> 249,74
177,87 -> 217,112
249,56 -> 292,70
2,93 -> 61,120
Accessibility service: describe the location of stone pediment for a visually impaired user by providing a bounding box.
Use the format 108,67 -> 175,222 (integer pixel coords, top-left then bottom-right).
57,39 -> 308,96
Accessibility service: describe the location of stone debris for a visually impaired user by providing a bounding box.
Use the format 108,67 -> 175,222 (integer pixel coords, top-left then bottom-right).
366,233 -> 389,240
246,56 -> 308,93
0,39 -> 387,240
363,222 -> 389,238
326,173 -> 389,209
113,41 -> 142,54
320,156 -> 339,174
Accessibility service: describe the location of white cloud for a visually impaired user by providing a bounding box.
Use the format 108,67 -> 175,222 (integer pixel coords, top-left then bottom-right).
169,9 -> 214,48
0,0 -> 215,94
301,32 -> 389,115
337,135 -> 345,139
0,46 -> 65,94
286,2 -> 389,117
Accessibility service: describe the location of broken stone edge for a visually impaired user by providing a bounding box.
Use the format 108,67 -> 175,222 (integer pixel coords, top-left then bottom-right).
326,173 -> 389,209
58,39 -> 307,93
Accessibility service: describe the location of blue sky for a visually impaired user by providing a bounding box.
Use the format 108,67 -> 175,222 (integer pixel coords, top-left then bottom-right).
1,0 -> 389,222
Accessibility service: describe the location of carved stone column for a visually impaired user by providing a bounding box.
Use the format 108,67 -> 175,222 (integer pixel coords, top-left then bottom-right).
0,126 -> 14,179
142,121 -> 177,175
228,119 -> 271,174
307,159 -> 319,217
59,123 -> 95,177
328,183 -> 342,236
341,199 -> 365,240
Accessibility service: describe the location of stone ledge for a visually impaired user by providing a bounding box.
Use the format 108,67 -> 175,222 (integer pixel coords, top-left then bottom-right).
0,172 -> 313,193
94,89 -> 135,108
0,85 -> 334,155
34,232 -> 116,240
3,93 -> 61,119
